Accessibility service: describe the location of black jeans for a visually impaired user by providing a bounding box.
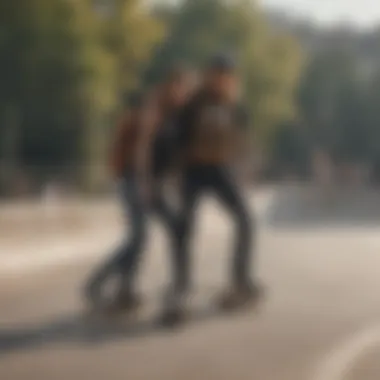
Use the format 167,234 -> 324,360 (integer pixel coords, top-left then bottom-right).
86,173 -> 147,297
151,167 -> 177,234
174,165 -> 255,294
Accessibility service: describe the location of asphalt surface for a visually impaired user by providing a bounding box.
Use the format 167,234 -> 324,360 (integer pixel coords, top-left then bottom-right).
1,190 -> 380,380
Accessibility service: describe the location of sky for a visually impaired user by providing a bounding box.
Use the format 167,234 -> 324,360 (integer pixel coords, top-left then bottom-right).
262,0 -> 380,28
153,0 -> 380,28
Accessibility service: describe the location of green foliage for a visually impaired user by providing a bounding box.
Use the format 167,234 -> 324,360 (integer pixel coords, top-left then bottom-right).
100,0 -> 164,96
147,0 -> 302,146
4,0 -> 380,190
0,0 -> 163,192
0,0 -> 113,169
298,49 -> 372,165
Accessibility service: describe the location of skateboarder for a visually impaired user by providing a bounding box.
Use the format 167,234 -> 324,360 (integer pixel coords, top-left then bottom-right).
162,54 -> 262,323
84,92 -> 156,313
84,68 -> 193,314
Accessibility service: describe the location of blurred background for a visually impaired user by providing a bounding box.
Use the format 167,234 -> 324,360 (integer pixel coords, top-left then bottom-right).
2,0 -> 380,199
2,2 -> 380,379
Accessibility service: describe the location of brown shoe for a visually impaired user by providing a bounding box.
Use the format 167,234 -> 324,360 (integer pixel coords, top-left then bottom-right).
105,290 -> 143,315
158,290 -> 189,328
218,281 -> 264,311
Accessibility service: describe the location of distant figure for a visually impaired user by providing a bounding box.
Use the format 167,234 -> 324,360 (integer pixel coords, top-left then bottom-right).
161,54 -> 263,323
84,92 -> 155,313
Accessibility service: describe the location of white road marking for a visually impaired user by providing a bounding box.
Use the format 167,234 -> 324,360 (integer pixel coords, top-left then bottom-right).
312,325 -> 380,380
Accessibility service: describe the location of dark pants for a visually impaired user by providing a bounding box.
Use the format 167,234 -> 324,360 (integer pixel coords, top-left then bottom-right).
86,173 -> 147,298
151,166 -> 177,234
150,118 -> 182,242
86,166 -> 179,300
174,165 -> 255,294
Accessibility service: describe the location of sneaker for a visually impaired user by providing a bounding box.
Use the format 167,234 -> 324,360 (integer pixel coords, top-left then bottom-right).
84,280 -> 102,309
106,290 -> 143,315
83,263 -> 119,308
159,289 -> 188,327
218,281 -> 264,311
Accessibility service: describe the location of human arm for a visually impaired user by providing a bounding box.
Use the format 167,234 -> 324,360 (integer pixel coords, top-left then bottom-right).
133,103 -> 158,203
110,113 -> 130,180
175,95 -> 199,166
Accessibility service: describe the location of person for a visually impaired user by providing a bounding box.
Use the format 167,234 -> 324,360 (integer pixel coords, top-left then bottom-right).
149,64 -> 195,251
162,54 -> 263,323
84,92 -> 156,313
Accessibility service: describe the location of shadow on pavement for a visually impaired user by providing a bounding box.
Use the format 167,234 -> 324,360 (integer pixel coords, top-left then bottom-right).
0,305 -> 236,357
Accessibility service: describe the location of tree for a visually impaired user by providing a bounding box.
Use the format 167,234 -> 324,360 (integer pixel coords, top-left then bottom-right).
99,0 -> 164,98
146,0 -> 302,152
298,49 -> 371,165
270,121 -> 311,178
0,0 -> 117,191
0,0 -> 164,193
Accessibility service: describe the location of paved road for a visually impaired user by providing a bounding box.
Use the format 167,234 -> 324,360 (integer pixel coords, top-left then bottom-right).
1,192 -> 380,380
